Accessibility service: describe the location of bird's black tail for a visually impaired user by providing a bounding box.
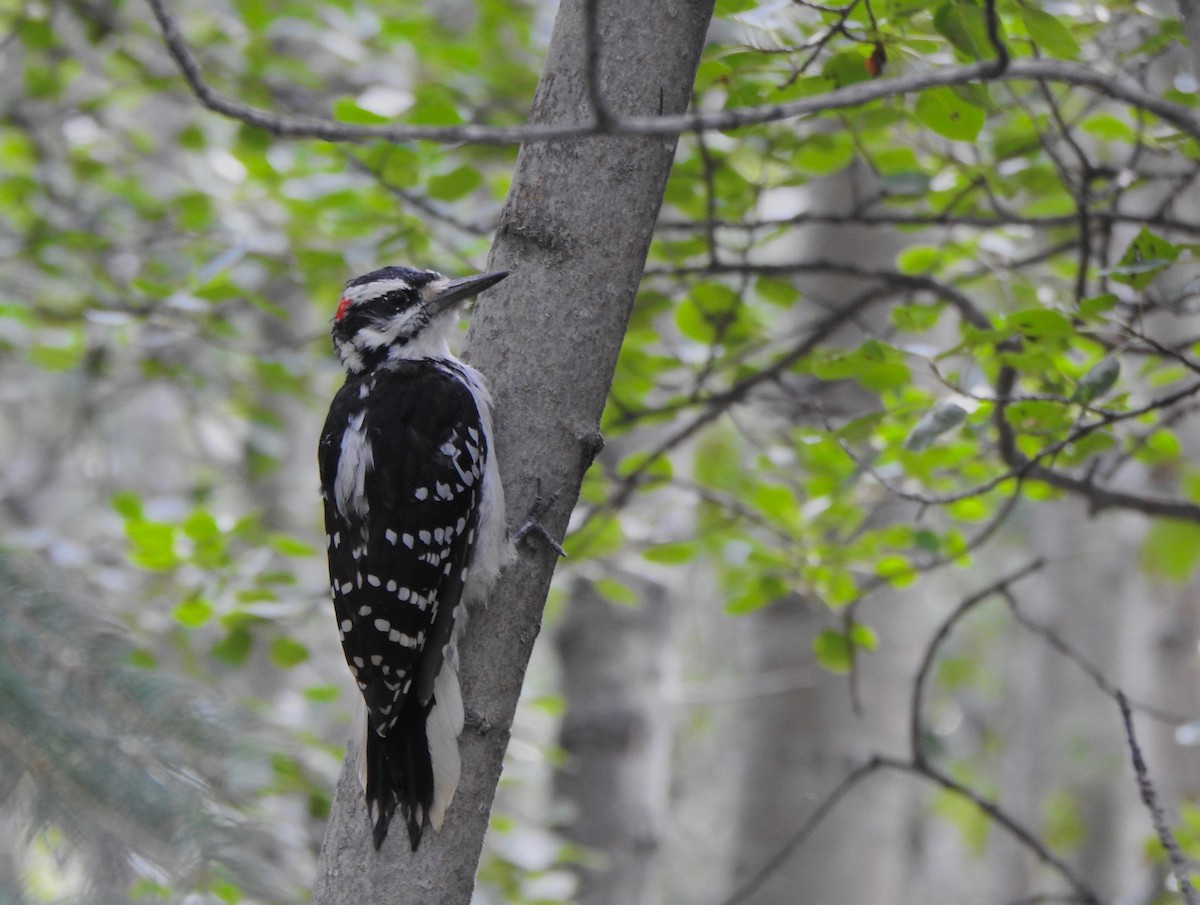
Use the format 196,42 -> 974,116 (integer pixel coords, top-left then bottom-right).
364,697 -> 434,851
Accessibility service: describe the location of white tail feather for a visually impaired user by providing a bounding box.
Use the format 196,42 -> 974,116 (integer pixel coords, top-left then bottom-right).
427,662 -> 465,829
351,697 -> 369,792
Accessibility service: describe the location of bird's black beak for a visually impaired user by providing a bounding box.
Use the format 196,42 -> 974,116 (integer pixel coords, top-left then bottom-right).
424,270 -> 509,318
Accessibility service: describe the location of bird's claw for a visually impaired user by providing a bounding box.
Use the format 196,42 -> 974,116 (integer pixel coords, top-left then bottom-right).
511,479 -> 567,558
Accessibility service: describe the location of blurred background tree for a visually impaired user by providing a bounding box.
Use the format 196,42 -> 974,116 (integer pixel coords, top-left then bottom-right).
3,0 -> 1200,903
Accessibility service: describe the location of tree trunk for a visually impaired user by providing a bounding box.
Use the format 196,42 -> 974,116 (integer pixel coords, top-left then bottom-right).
554,575 -> 673,905
310,1 -> 715,902
728,163 -> 914,905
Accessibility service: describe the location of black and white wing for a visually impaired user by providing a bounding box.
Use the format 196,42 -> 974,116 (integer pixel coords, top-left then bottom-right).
318,360 -> 487,849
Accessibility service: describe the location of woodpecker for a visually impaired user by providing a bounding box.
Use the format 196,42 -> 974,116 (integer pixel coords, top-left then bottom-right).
318,265 -> 511,851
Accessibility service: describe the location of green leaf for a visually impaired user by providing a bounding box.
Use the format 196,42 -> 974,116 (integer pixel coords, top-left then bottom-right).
427,165 -> 483,201
332,99 -> 391,125
1141,519 -> 1200,582
211,625 -> 254,664
183,509 -> 220,543
1081,113 -> 1138,144
127,648 -> 158,670
814,628 -> 855,672
793,132 -> 855,175
30,341 -> 86,371
305,684 -> 341,702
695,427 -> 744,492
1108,227 -> 1180,290
1042,790 -> 1086,850
593,576 -> 638,605
914,87 -> 986,141
726,573 -> 789,615
405,84 -> 464,126
1079,293 -> 1118,320
849,622 -> 878,651
905,401 -> 968,450
268,533 -> 316,557
896,245 -> 942,275
810,342 -> 911,392
755,276 -> 799,307
933,1 -> 995,60
935,784 -> 991,853
675,282 -> 758,344
270,636 -> 310,668
874,555 -> 915,587
564,515 -> 624,559
1006,308 -> 1073,339
174,596 -> 214,629
643,541 -> 699,564
821,51 -> 873,87
126,521 -> 179,571
1071,357 -> 1120,404
1018,8 -> 1081,59
1135,429 -> 1182,465
891,302 -> 943,332
112,491 -> 143,520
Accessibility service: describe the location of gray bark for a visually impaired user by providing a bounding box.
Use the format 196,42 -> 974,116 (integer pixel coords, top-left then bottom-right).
310,1 -> 715,902
554,576 -> 673,905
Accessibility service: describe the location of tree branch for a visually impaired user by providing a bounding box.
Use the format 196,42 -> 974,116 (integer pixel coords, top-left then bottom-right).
1118,692 -> 1200,905
145,0 -> 1200,145
910,559 -> 1044,766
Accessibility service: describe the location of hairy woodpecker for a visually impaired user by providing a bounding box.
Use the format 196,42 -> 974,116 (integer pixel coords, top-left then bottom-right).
318,265 -> 511,850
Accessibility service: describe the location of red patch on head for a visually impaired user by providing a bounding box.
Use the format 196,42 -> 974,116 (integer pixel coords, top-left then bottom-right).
335,296 -> 352,321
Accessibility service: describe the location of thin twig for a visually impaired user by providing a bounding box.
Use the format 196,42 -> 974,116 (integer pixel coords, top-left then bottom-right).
715,758 -> 885,905
910,559 -> 1044,766
1117,692 -> 1200,905
883,757 -> 1105,905
1003,592 -> 1189,725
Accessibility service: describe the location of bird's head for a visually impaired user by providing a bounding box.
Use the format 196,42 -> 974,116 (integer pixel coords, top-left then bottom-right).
331,266 -> 509,373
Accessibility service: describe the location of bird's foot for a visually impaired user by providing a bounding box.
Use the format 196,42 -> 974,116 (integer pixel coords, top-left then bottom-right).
511,479 -> 567,558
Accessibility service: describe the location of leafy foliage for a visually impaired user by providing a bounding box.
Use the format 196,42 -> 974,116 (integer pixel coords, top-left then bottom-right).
2,0 -> 1198,900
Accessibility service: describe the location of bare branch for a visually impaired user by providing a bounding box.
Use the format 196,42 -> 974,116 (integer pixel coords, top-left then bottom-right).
1004,592 -> 1189,725
888,757 -> 1105,905
993,365 -> 1200,522
1118,692 -> 1200,905
909,559 -> 1044,766
655,210 -> 1200,239
145,0 -> 1200,145
982,0 -> 1010,75
716,758 -> 886,905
